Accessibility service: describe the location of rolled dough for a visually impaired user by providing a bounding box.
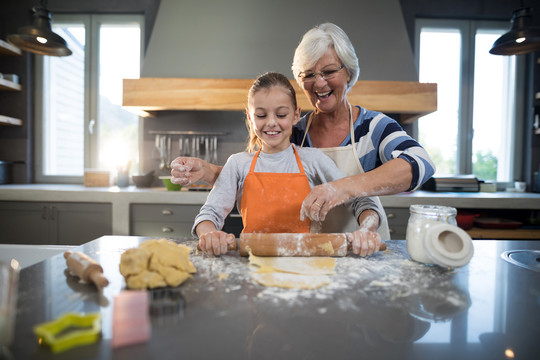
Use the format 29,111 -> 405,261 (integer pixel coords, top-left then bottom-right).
249,252 -> 336,289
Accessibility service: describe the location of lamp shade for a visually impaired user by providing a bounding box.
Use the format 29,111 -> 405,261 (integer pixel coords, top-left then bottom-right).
490,7 -> 540,55
7,6 -> 72,57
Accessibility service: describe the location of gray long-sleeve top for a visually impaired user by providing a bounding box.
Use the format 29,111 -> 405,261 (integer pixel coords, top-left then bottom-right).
192,144 -> 381,237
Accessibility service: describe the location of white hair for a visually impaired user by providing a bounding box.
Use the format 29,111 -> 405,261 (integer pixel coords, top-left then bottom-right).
292,23 -> 359,92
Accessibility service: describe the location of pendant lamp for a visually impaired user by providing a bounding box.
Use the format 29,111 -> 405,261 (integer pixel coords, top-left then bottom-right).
7,0 -> 72,57
489,4 -> 540,55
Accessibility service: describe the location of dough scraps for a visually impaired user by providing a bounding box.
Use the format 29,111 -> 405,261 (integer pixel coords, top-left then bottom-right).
120,239 -> 196,289
249,252 -> 336,289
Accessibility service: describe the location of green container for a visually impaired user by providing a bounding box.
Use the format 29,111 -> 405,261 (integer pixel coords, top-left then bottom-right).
159,176 -> 182,191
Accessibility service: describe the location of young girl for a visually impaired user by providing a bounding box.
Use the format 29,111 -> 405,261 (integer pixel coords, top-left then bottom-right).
193,72 -> 381,256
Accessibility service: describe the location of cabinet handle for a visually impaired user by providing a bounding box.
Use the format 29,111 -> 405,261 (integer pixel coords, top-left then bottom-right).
41,205 -> 48,220
161,209 -> 173,215
387,213 -> 395,219
162,226 -> 173,233
229,214 -> 242,218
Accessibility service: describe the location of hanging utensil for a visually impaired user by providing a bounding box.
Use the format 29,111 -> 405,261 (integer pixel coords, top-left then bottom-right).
166,136 -> 172,169
178,137 -> 184,157
159,135 -> 166,170
212,136 -> 218,163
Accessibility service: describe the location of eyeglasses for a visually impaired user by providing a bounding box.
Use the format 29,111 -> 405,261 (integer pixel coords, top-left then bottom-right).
298,64 -> 345,83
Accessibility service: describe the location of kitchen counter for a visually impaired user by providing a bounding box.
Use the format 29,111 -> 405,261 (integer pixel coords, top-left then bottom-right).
0,184 -> 208,236
8,236 -> 540,359
1,184 -> 539,236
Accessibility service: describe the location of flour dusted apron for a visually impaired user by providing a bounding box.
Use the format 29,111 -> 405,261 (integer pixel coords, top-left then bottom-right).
241,146 -> 312,233
301,106 -> 391,240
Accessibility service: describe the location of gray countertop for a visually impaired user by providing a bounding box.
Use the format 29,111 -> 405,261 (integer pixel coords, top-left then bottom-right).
1,184 -> 539,235
7,236 -> 540,360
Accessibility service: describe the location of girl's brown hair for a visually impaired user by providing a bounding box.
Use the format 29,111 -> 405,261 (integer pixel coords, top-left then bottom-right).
245,72 -> 298,152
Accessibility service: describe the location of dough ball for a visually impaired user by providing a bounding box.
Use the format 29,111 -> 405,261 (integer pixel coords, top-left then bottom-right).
126,270 -> 167,290
120,239 -> 196,289
119,248 -> 150,277
141,239 -> 196,273
159,266 -> 192,287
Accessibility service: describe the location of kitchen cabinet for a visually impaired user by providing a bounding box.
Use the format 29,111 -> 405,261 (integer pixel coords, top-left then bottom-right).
0,201 -> 112,245
130,203 -> 201,237
130,203 -> 243,238
0,39 -> 22,126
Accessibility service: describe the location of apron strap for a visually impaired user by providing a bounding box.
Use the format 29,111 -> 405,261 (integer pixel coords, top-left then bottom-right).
291,145 -> 307,175
302,104 -> 364,174
300,115 -> 311,147
249,149 -> 262,172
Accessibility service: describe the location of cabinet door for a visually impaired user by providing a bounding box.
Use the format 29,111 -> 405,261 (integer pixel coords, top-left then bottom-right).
0,202 -> 49,244
50,203 -> 112,245
130,204 -> 201,238
385,207 -> 410,240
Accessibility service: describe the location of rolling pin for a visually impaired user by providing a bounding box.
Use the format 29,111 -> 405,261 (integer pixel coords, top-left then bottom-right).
198,233 -> 386,257
64,251 -> 109,289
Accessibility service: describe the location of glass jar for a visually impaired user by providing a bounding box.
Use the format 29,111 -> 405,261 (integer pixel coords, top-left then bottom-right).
406,205 -> 457,264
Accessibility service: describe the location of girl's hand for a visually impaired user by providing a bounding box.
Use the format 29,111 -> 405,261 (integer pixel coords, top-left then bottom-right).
346,230 -> 381,257
170,157 -> 205,185
198,231 -> 235,256
300,182 -> 350,222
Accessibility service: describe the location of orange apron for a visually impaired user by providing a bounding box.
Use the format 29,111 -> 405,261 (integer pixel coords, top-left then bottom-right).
241,146 -> 311,233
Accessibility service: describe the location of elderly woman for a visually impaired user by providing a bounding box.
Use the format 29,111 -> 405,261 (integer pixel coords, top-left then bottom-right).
171,23 -> 435,254
289,23 -> 435,241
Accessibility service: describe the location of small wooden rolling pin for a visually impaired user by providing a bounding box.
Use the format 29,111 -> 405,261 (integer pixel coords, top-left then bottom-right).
64,251 -> 109,289
198,233 -> 386,257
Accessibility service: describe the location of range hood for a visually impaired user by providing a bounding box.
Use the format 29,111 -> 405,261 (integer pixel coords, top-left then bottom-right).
123,1 -> 436,123
122,78 -> 436,124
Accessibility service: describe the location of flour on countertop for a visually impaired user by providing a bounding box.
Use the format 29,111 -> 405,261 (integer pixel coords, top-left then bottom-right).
183,240 -> 470,319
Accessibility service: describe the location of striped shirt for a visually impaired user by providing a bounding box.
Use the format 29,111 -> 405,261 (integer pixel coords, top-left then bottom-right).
291,106 -> 435,191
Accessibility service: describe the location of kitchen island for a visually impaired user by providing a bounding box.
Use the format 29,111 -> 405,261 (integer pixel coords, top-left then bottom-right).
7,236 -> 540,360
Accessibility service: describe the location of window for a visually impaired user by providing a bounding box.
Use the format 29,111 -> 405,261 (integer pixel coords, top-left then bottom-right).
35,15 -> 143,183
415,19 -> 524,185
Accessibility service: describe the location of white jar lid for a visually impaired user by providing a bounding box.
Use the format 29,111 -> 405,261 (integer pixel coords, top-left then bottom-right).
423,224 -> 474,268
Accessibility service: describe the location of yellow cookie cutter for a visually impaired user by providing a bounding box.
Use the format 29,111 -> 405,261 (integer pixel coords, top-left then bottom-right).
33,312 -> 101,353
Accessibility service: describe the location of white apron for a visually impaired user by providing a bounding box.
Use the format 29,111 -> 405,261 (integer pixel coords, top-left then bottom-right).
301,106 -> 391,240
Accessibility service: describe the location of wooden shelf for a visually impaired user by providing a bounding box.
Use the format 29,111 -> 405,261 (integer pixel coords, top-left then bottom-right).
466,227 -> 540,240
0,39 -> 22,127
123,78 -> 437,123
0,39 -> 22,56
0,115 -> 22,126
0,78 -> 22,91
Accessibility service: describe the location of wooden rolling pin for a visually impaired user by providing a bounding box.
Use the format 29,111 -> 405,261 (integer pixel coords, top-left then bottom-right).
198,233 -> 386,257
239,233 -> 386,257
64,251 -> 109,289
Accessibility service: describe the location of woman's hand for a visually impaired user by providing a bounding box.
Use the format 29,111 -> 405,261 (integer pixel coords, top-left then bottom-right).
198,230 -> 235,256
300,182 -> 351,222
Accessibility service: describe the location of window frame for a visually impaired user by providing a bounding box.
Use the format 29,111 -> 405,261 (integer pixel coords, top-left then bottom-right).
414,18 -> 526,188
34,14 -> 144,184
